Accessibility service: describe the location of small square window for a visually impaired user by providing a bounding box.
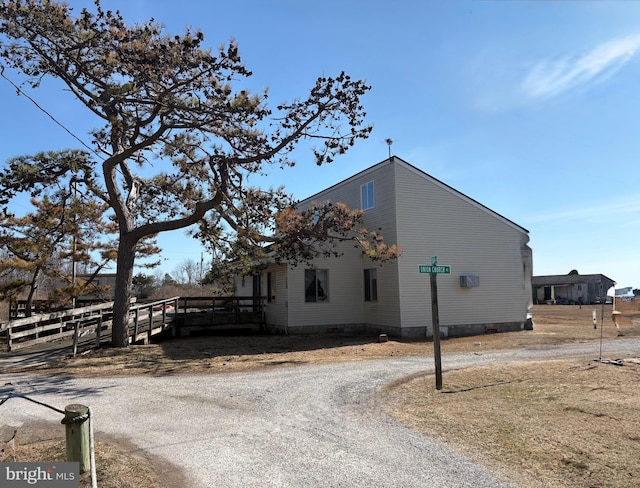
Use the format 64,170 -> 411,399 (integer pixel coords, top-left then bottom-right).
305,269 -> 329,302
361,181 -> 374,210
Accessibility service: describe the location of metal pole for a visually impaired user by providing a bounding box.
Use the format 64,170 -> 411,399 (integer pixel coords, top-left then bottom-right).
599,294 -> 605,361
430,272 -> 443,390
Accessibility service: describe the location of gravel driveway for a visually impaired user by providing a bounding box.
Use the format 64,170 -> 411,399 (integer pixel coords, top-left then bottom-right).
2,338 -> 638,487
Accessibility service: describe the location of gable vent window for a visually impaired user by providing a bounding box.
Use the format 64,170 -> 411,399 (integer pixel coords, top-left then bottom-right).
361,181 -> 374,210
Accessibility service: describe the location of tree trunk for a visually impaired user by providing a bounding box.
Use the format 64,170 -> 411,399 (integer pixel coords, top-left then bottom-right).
111,235 -> 137,347
24,267 -> 40,318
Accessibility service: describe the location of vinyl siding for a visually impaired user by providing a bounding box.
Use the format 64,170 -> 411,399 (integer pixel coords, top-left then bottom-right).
286,241 -> 364,329
234,275 -> 253,296
295,163 -> 402,330
263,264 -> 288,329
394,162 -> 530,329
264,157 -> 529,336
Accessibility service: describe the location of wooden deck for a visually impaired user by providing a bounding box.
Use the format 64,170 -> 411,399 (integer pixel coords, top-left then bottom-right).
0,296 -> 266,354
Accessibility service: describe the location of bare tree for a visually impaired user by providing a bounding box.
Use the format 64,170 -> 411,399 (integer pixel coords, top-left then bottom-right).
172,259 -> 200,286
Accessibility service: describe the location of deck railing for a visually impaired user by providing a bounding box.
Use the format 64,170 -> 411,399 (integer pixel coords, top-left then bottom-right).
176,296 -> 266,330
0,297 -> 179,352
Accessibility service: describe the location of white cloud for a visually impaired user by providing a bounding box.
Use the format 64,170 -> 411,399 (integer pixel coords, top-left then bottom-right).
526,195 -> 640,225
521,35 -> 640,99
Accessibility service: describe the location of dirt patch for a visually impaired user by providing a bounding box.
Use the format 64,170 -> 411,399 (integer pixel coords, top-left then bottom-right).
4,334 -> 431,376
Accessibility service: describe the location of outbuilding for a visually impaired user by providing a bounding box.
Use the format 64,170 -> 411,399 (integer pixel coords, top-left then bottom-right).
532,270 -> 615,305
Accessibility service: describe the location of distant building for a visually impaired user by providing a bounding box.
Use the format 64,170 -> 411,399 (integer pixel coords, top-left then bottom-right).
52,273 -> 117,301
76,273 -> 117,300
532,270 -> 615,305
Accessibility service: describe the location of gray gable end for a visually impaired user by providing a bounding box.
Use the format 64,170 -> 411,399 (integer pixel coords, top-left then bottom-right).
299,156 -> 529,235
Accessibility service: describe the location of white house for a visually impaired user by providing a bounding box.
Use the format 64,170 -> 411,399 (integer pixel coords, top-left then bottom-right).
235,157 -> 532,338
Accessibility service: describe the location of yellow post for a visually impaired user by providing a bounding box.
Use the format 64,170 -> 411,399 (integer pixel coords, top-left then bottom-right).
63,404 -> 90,473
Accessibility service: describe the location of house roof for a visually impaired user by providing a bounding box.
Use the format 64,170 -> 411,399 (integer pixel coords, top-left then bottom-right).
299,156 -> 529,235
532,273 -> 616,287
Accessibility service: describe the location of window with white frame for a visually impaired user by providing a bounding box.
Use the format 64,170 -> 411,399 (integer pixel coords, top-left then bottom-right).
305,269 -> 329,302
361,181 -> 374,210
364,268 -> 378,302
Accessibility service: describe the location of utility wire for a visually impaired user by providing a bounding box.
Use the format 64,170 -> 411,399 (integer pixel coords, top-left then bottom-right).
0,64 -> 104,161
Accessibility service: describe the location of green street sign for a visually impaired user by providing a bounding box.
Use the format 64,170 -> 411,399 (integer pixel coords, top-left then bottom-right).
419,265 -> 451,274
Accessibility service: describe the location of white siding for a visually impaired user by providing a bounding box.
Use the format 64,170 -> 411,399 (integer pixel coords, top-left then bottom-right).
285,241 -> 364,329
267,157 -> 530,337
233,275 -> 253,296
263,264 -> 288,330
394,162 -> 530,329
295,163 -> 402,330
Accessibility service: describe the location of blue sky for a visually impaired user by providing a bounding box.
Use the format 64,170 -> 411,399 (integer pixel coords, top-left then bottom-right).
1,0 -> 639,288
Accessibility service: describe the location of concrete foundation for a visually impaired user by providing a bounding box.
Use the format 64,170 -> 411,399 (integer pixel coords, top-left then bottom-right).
266,321 -> 526,339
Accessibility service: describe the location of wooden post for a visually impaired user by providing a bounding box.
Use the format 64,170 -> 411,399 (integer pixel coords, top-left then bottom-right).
147,305 -> 154,343
95,314 -> 103,348
72,321 -> 80,357
63,404 -> 90,473
430,272 -> 443,390
133,308 -> 140,342
7,323 -> 13,352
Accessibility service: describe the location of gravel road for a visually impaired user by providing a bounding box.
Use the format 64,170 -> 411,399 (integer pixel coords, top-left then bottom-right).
2,338 -> 638,487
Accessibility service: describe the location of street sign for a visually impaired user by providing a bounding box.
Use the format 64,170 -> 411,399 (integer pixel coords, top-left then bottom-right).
420,256 -> 449,390
418,265 -> 451,274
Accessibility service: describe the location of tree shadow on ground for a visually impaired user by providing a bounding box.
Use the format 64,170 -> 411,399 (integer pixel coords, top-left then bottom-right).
154,330 -> 384,361
1,373 -> 115,413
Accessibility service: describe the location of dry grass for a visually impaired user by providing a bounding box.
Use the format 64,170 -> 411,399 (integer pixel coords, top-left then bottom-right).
2,302 -> 639,487
385,302 -> 640,488
0,423 -> 188,488
7,303 -> 639,377
7,334 -> 432,376
385,359 -> 640,488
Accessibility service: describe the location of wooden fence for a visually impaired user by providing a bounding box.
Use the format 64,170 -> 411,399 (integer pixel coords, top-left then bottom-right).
176,296 -> 266,334
0,297 -> 179,352
8,298 -> 109,320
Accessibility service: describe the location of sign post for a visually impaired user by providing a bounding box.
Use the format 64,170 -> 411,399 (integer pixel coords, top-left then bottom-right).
430,272 -> 442,390
419,256 -> 451,391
